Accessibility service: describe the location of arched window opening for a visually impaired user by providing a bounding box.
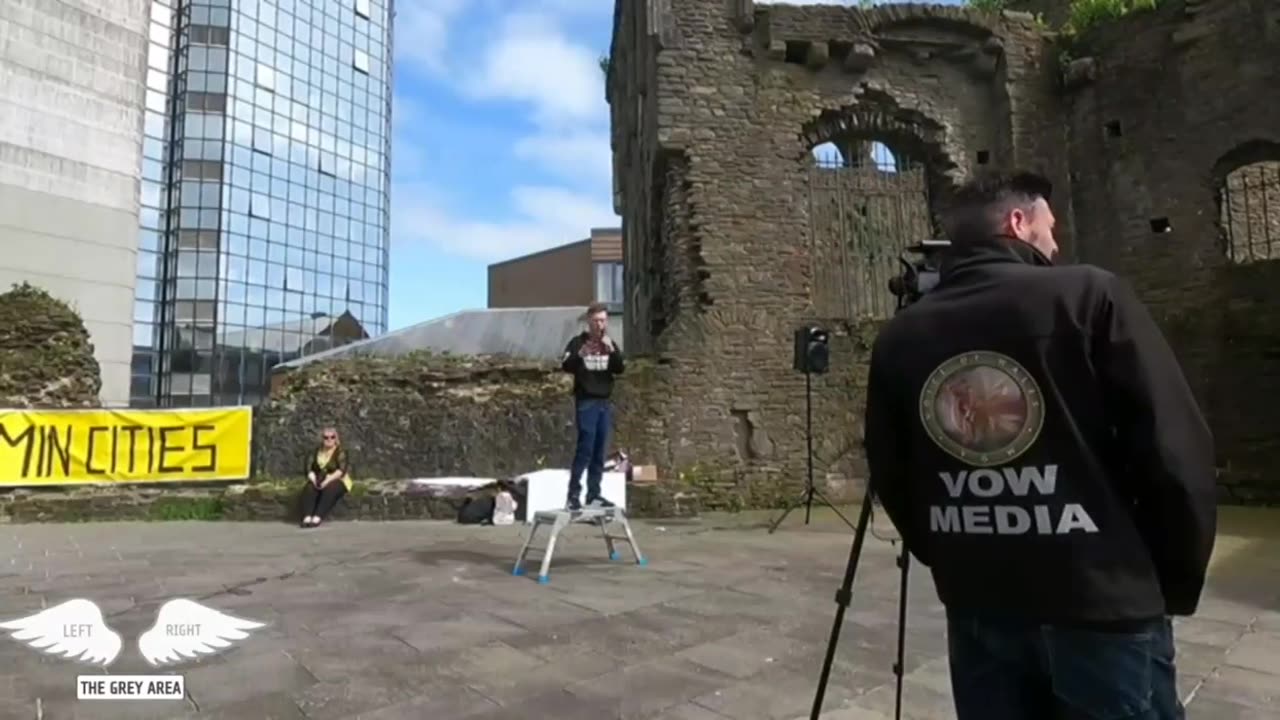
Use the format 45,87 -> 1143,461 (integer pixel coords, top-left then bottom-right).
1219,161 -> 1280,264
811,140 -> 900,173
812,141 -> 844,166
869,141 -> 898,173
805,136 -> 930,320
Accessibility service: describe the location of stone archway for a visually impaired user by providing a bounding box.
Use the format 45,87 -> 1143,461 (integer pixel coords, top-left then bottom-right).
1197,140 -> 1280,501
1210,140 -> 1280,264
802,96 -> 961,181
799,95 -> 964,320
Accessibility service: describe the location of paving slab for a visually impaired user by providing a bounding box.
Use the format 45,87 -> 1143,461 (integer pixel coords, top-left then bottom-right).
0,506 -> 1274,719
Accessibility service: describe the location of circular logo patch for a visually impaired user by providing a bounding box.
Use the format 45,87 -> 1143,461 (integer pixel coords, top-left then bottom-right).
919,351 -> 1045,467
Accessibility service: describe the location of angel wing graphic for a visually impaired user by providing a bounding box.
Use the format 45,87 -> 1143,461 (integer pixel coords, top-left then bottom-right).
137,599 -> 266,667
0,598 -> 123,667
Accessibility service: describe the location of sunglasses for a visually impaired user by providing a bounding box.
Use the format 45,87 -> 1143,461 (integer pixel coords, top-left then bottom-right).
323,434 -> 336,439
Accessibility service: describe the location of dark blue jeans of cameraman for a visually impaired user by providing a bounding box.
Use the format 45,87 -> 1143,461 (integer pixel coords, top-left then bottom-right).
568,398 -> 612,504
947,610 -> 1184,720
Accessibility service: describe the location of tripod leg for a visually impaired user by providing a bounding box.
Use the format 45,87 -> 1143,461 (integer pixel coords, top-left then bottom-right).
767,486 -> 814,534
807,487 -> 858,533
804,370 -> 814,525
893,546 -> 911,720
810,486 -> 875,720
771,486 -> 858,535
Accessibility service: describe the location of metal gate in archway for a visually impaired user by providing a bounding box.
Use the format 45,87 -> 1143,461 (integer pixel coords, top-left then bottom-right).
807,154 -> 935,320
1219,160 -> 1280,264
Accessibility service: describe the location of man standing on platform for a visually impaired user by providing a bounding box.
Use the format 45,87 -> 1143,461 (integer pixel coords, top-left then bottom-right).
561,302 -> 625,511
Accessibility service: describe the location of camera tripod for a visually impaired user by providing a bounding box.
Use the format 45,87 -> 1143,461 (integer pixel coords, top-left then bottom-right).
767,371 -> 857,534
809,484 -> 911,719
809,292 -> 916,720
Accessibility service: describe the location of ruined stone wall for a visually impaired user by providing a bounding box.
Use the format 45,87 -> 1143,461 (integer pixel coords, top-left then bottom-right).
252,353 -> 665,483
1060,0 -> 1280,502
0,283 -> 102,408
608,0 -> 1056,498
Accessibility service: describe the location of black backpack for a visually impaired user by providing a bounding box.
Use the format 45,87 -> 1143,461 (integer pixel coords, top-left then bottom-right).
456,495 -> 495,525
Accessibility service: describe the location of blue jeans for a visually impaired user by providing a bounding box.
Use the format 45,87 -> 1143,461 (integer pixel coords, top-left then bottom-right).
569,398 -> 612,502
947,610 -> 1184,720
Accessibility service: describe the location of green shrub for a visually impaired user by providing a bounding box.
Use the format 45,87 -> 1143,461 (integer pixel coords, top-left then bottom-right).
1064,0 -> 1160,36
0,282 -> 101,407
966,0 -> 1008,12
147,497 -> 225,521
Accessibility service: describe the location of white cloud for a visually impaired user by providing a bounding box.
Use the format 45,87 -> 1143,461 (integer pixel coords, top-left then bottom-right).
466,12 -> 614,199
394,0 -> 466,75
393,182 -> 617,262
513,130 -> 613,187
463,13 -> 606,129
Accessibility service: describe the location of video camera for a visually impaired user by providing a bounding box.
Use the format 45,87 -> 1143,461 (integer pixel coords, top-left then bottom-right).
887,238 -> 951,308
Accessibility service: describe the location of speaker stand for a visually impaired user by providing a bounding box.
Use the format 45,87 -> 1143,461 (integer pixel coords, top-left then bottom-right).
768,372 -> 857,534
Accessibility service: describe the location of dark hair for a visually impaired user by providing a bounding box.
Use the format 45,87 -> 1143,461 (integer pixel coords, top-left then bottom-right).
944,170 -> 1053,242
585,302 -> 609,316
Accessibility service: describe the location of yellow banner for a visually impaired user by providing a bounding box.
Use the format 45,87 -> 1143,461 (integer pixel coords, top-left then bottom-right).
0,407 -> 252,486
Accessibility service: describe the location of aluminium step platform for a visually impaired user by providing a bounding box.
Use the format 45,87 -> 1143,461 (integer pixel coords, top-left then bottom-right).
512,507 -> 647,584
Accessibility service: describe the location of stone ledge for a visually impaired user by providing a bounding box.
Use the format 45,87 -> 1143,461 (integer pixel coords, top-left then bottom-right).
0,480 -> 711,524
3,478 -> 1268,524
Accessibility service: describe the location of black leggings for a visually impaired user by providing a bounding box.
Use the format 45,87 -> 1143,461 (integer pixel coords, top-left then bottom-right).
301,481 -> 347,519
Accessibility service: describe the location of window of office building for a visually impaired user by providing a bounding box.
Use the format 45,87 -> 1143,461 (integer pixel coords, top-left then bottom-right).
129,0 -> 393,408
594,262 -> 624,308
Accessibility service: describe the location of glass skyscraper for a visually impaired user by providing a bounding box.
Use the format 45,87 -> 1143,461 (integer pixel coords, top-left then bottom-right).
131,0 -> 393,408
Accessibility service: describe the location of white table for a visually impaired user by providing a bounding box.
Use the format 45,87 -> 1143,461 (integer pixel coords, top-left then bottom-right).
518,468 -> 627,518
405,477 -> 497,492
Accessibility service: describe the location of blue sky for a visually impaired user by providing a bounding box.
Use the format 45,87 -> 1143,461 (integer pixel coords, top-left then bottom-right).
385,0 -> 956,330
387,0 -> 618,329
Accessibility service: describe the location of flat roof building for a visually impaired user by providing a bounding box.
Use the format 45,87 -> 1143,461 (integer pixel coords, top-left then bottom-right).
487,227 -> 624,314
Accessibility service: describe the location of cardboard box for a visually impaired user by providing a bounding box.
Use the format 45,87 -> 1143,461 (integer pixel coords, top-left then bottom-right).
631,464 -> 659,484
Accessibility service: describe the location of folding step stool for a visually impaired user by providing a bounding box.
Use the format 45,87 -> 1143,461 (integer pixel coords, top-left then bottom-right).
512,508 -> 647,584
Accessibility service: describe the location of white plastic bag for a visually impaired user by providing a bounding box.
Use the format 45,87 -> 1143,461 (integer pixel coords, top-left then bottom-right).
493,491 -> 518,526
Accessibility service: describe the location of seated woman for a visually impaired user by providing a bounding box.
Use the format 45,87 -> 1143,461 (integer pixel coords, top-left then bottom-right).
300,427 -> 352,528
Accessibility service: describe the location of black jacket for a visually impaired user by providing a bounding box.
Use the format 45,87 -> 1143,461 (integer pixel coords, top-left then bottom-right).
865,236 -> 1217,624
562,332 -> 625,399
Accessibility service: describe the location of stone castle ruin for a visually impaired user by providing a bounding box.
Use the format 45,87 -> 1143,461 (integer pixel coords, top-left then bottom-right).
606,0 -> 1280,504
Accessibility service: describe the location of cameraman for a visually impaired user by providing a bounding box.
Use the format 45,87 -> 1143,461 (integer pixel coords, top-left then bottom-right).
864,171 -> 1217,719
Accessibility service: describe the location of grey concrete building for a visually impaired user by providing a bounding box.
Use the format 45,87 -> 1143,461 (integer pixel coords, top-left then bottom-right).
0,0 -> 153,407
0,0 -> 394,409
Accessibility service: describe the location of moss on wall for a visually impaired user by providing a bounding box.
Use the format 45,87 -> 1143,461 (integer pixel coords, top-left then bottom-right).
257,352 -> 585,480
0,477 -> 708,523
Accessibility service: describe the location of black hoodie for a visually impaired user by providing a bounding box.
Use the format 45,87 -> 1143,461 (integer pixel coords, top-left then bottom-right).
865,236 -> 1217,624
561,332 -> 625,400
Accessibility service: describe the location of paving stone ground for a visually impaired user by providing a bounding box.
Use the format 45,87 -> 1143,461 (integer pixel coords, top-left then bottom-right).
0,506 -> 1277,720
